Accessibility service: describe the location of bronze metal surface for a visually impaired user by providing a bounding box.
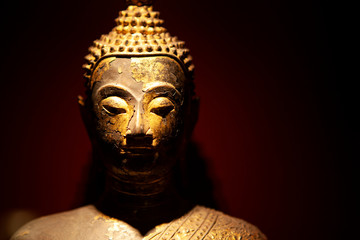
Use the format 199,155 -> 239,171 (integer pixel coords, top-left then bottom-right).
10,0 -> 267,239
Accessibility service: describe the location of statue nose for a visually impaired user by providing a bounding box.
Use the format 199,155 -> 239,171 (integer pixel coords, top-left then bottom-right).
128,105 -> 145,135
126,105 -> 153,146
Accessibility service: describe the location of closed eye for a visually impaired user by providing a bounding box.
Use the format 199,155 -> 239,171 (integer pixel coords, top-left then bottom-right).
103,105 -> 126,115
150,105 -> 174,118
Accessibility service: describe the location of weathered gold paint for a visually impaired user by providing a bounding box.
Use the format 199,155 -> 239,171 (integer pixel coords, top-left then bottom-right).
145,96 -> 176,146
92,56 -> 184,149
99,96 -> 134,146
92,57 -> 117,89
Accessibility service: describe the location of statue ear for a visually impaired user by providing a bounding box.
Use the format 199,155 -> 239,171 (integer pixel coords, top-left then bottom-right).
78,95 -> 96,141
188,96 -> 200,135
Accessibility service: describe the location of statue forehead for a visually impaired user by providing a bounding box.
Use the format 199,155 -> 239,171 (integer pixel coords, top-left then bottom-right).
91,56 -> 186,92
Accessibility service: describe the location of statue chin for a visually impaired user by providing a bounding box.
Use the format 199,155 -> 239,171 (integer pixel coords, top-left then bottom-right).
99,140 -> 178,180
117,151 -> 160,173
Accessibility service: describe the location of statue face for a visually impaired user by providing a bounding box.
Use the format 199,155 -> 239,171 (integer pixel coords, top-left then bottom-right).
91,56 -> 187,177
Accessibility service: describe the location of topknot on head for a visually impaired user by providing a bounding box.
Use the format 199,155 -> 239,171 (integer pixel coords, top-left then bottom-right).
83,2 -> 194,90
126,0 -> 154,7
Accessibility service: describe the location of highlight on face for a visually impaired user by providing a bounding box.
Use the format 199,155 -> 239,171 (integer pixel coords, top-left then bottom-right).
91,56 -> 187,157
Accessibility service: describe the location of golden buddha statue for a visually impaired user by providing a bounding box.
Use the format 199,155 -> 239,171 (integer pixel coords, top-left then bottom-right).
11,1 -> 266,239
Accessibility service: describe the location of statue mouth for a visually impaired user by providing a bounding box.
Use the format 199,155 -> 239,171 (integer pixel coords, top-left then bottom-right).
121,134 -> 156,157
120,146 -> 157,158
117,146 -> 159,173
123,146 -> 154,153
125,134 -> 153,147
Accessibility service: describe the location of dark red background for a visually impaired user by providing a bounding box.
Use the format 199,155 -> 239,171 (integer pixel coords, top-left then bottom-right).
0,0 -> 355,239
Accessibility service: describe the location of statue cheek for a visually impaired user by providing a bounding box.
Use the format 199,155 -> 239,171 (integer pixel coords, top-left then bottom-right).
147,110 -> 178,146
96,104 -> 134,145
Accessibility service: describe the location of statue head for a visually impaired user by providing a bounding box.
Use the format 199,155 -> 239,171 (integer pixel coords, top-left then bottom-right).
80,0 -> 198,194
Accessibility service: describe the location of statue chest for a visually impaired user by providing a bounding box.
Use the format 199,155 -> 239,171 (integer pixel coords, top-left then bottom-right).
12,205 -> 265,240
96,206 -> 265,240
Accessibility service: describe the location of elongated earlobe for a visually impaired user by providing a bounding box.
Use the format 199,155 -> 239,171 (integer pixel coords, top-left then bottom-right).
190,96 -> 200,133
78,95 -> 96,143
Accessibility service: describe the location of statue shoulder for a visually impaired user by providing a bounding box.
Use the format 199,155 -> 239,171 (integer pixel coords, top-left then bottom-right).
208,207 -> 267,240
10,205 -> 98,240
144,205 -> 267,240
10,205 -> 143,240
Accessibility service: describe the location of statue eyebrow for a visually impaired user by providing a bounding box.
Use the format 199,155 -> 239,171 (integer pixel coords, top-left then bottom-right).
144,85 -> 182,104
98,86 -> 134,100
143,83 -> 180,96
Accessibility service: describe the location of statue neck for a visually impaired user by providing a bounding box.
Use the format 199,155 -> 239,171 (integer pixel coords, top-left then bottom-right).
104,168 -> 171,196
95,166 -> 193,235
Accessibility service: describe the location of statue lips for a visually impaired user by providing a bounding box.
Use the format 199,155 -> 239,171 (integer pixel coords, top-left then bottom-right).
119,146 -> 159,172
126,134 -> 153,146
121,134 -> 157,159
122,146 -> 156,158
